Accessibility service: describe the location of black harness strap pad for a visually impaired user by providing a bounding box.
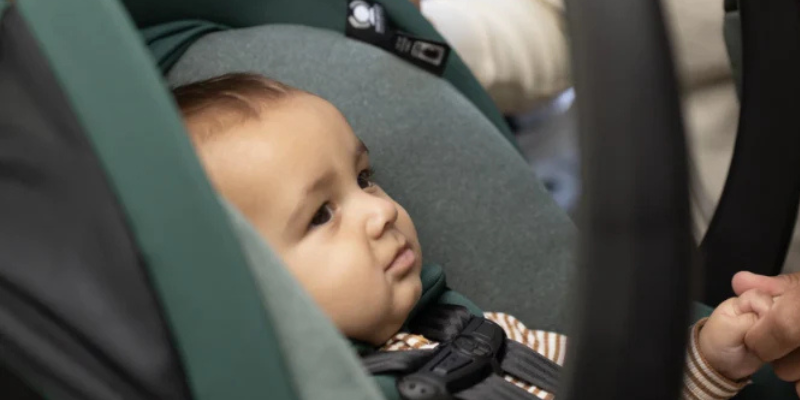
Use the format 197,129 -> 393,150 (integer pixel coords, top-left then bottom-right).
408,304 -> 474,342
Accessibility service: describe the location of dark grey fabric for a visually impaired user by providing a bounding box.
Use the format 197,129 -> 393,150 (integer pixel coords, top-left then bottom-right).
0,7 -> 188,400
168,25 -> 577,331
0,364 -> 43,400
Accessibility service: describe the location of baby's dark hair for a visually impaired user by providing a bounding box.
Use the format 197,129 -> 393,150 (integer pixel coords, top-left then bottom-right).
172,72 -> 301,139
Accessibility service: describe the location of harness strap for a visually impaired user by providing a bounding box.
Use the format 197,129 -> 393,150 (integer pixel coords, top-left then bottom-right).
362,350 -> 434,375
501,340 -> 561,394
455,375 -> 536,400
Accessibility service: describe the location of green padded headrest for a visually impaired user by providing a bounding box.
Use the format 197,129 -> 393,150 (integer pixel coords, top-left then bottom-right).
127,0 -> 516,145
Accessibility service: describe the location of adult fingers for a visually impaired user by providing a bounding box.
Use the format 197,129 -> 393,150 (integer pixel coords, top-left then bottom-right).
735,289 -> 774,318
732,271 -> 800,297
744,287 -> 800,362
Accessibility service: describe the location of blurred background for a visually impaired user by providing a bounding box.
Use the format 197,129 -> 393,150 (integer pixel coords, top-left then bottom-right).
420,0 -> 747,263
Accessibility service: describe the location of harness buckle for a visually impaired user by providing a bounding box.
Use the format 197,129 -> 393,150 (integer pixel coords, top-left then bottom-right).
397,317 -> 506,400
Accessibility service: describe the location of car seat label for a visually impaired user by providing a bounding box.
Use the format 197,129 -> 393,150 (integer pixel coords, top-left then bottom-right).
346,0 -> 451,76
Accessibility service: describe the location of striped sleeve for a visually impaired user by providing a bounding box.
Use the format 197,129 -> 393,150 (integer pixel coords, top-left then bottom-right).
681,318 -> 749,400
484,312 -> 568,366
380,332 -> 439,352
485,312 -> 567,400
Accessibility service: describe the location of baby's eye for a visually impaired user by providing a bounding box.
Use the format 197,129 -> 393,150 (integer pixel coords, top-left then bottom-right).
357,168 -> 375,189
310,203 -> 333,227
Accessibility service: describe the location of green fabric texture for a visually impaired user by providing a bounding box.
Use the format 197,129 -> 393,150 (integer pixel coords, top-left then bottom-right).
141,20 -> 225,71
16,1 -> 298,399
373,376 -> 403,400
375,0 -> 516,146
223,201 -> 386,400
692,303 -> 796,399
122,0 -> 515,145
409,264 -> 483,321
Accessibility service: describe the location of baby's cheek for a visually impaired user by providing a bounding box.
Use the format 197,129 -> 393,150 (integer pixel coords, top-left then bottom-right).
404,274 -> 423,311
326,258 -> 389,316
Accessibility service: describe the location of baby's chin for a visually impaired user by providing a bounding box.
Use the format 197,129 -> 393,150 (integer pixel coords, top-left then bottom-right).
365,279 -> 423,345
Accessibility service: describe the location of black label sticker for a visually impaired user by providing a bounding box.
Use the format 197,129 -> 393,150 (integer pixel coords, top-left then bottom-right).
346,0 -> 450,76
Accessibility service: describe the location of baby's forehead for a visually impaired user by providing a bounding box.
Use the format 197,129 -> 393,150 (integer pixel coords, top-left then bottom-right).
196,92 -> 367,177
262,95 -> 364,151
245,99 -> 366,168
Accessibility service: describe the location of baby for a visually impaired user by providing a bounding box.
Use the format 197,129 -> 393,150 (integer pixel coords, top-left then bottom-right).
173,73 -> 771,400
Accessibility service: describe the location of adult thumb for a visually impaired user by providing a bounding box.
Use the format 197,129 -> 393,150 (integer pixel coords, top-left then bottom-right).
732,271 -> 799,296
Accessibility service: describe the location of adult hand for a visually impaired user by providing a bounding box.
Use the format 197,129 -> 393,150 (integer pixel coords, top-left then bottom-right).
733,271 -> 800,396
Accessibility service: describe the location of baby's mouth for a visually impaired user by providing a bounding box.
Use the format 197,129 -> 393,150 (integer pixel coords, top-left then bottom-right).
385,243 -> 416,276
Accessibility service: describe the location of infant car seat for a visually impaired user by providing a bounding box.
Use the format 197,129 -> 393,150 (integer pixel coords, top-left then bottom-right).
0,0 -> 795,399
0,0 -> 574,399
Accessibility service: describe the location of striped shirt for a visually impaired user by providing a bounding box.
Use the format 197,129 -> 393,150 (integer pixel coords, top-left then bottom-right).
381,314 -> 747,400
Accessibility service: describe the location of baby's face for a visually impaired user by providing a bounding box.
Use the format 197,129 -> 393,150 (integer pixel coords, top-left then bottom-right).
193,94 -> 423,344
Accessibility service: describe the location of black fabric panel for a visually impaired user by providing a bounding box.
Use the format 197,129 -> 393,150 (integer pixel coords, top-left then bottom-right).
0,364 -> 44,400
700,0 -> 800,305
0,7 -> 190,400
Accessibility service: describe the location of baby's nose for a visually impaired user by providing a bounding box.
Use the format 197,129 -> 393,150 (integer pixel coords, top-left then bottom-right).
365,197 -> 398,238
